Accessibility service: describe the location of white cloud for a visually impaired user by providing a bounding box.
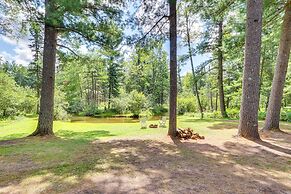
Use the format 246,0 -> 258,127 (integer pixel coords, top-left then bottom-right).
0,51 -> 14,62
0,35 -> 33,66
78,45 -> 89,54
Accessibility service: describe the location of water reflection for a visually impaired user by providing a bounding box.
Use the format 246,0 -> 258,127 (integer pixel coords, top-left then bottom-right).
70,116 -> 161,123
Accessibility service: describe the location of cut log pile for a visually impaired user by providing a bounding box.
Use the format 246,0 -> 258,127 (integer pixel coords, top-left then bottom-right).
149,124 -> 158,128
176,128 -> 205,140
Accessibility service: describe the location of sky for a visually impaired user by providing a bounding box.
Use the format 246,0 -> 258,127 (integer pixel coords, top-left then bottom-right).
0,1 -> 211,76
0,35 -> 33,66
0,33 -> 210,76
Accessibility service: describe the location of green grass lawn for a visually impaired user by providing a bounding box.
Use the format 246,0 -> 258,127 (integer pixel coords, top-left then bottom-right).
0,116 -> 237,179
0,116 -> 225,141
0,116 -> 290,193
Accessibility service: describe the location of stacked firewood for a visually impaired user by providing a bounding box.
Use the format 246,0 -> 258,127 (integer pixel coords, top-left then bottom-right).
176,128 -> 205,140
149,124 -> 158,128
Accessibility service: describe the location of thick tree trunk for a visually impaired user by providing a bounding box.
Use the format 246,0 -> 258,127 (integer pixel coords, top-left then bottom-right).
30,0 -> 57,136
168,0 -> 177,137
263,2 -> 291,131
178,63 -> 183,93
215,92 -> 218,111
258,48 -> 265,111
185,12 -> 204,119
238,0 -> 263,140
210,90 -> 213,111
217,21 -> 228,118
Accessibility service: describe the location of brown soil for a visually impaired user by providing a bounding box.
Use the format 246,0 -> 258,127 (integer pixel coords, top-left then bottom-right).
0,129 -> 290,194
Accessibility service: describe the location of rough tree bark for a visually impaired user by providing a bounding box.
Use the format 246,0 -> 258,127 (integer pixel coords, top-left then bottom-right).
238,0 -> 263,140
168,0 -> 177,136
30,0 -> 57,136
263,1 -> 291,131
215,92 -> 218,111
185,12 -> 204,119
217,21 -> 228,118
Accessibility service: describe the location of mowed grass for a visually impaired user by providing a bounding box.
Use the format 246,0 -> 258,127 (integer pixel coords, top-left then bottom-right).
0,116 -> 236,178
0,116 -> 290,193
0,116 -> 230,141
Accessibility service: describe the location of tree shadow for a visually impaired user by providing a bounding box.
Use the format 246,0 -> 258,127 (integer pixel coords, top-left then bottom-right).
254,140 -> 291,155
207,121 -> 238,130
0,135 -> 290,193
180,118 -> 221,123
0,133 -> 28,141
55,130 -> 116,140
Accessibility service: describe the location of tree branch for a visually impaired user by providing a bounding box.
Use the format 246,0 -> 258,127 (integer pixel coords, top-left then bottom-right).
133,15 -> 169,45
57,44 -> 80,57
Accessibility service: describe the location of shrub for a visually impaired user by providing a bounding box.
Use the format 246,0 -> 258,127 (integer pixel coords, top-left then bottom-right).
151,105 -> 168,116
280,111 -> 291,122
128,90 -> 148,117
17,87 -> 37,114
227,108 -> 240,119
140,109 -> 152,118
82,106 -> 103,116
54,88 -> 70,120
177,96 -> 196,115
207,111 -> 222,119
258,111 -> 266,120
111,93 -> 129,114
0,71 -> 37,118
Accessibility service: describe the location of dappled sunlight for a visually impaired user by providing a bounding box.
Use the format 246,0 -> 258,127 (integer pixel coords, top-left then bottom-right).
0,118 -> 290,193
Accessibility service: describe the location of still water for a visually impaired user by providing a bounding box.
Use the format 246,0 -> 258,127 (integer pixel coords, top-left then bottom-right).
70,116 -> 161,123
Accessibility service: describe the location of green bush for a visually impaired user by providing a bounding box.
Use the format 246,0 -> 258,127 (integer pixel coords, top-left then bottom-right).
0,71 -> 37,118
258,111 -> 266,120
54,88 -> 70,120
207,111 -> 222,119
17,87 -> 37,114
82,106 -> 103,116
227,108 -> 240,119
280,111 -> 291,122
177,96 -> 196,115
286,112 -> 291,122
140,109 -> 152,118
128,90 -> 148,117
151,105 -> 168,116
111,93 -> 129,114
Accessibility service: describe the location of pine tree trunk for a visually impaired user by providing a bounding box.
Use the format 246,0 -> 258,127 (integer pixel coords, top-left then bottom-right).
178,63 -> 183,93
263,2 -> 291,131
258,48 -> 265,111
215,92 -> 218,111
185,12 -> 204,119
217,21 -> 228,118
238,0 -> 263,140
30,0 -> 57,136
168,0 -> 177,136
210,90 -> 213,111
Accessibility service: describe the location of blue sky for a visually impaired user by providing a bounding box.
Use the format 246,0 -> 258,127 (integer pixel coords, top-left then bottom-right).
0,35 -> 33,65
0,33 -> 210,76
0,1 -> 210,76
163,39 -> 211,76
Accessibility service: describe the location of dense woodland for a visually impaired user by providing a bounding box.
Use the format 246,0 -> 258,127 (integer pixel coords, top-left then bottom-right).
0,0 -> 291,193
0,0 -> 290,139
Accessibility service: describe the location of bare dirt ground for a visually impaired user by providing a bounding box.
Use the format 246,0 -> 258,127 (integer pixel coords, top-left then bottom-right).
0,125 -> 291,194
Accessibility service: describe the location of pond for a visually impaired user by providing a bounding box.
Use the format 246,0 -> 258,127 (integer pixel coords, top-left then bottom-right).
70,116 -> 162,123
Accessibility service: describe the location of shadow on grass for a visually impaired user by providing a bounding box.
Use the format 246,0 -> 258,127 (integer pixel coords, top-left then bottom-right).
0,134 -> 290,193
280,123 -> 291,131
179,118 -> 218,123
0,133 -> 28,141
207,121 -> 238,130
56,130 -> 116,140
